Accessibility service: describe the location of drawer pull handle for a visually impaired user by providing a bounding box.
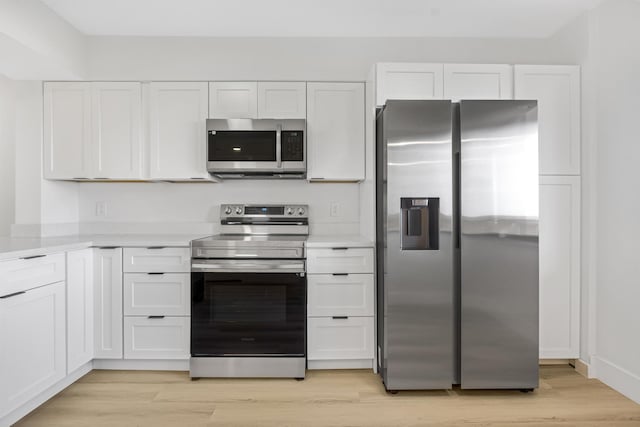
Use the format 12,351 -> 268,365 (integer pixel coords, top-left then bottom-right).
331,247 -> 349,251
0,291 -> 26,299
98,246 -> 119,250
147,246 -> 166,250
332,273 -> 349,276
332,316 -> 349,320
21,254 -> 46,260
148,315 -> 165,319
147,272 -> 165,275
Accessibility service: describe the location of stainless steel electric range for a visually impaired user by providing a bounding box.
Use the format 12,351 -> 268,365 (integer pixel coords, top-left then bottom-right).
190,204 -> 308,379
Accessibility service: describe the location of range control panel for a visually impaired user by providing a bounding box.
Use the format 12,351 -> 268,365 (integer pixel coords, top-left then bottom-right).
220,204 -> 309,219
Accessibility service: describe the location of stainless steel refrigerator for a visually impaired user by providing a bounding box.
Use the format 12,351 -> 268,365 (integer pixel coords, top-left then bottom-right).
376,100 -> 539,391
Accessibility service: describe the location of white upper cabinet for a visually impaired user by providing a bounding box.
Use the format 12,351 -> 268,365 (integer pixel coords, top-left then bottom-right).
209,82 -> 258,119
443,64 -> 513,100
376,63 -> 444,106
306,82 -> 365,181
149,82 -> 209,180
514,65 -> 581,175
91,82 -> 143,179
257,82 -> 306,119
43,82 -> 92,179
44,82 -> 143,180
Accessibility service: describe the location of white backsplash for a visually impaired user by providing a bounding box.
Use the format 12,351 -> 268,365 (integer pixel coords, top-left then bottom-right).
77,180 -> 361,236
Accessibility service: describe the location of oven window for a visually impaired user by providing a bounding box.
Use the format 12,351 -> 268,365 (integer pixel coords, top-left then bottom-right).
208,131 -> 276,161
191,272 -> 306,356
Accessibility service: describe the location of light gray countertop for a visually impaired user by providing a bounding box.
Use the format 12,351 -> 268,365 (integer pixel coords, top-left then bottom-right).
0,233 -> 375,261
0,234 -> 209,261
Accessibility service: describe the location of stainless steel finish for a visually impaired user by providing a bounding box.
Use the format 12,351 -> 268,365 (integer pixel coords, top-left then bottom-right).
190,357 -> 305,378
218,204 -> 309,235
207,118 -> 305,176
191,259 -> 305,273
276,123 -> 282,168
377,100 -> 454,390
459,100 -> 539,389
219,224 -> 309,235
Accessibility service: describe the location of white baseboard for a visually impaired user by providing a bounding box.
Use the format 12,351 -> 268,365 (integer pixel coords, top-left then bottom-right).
307,359 -> 374,370
591,356 -> 640,404
0,362 -> 92,427
93,359 -> 189,371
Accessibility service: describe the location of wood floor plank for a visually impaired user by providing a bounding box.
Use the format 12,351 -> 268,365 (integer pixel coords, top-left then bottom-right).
13,366 -> 640,427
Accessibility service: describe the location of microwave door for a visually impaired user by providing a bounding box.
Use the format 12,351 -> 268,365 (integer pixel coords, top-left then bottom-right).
208,130 -> 279,173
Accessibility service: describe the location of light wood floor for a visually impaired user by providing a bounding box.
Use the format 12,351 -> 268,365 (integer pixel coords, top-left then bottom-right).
14,366 -> 640,427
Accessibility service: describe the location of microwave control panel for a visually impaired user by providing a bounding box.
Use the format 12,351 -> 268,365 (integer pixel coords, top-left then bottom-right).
281,131 -> 304,161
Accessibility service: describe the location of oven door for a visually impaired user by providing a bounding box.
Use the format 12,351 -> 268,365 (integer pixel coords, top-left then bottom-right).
191,271 -> 306,357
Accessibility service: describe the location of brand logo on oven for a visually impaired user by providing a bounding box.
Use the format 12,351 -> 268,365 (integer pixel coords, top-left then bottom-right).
241,337 -> 256,342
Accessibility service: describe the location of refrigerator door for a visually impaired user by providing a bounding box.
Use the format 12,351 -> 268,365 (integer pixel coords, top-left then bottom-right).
459,100 -> 539,389
377,100 -> 454,390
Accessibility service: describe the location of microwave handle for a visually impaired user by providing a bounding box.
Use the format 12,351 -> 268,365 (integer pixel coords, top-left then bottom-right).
276,124 -> 282,168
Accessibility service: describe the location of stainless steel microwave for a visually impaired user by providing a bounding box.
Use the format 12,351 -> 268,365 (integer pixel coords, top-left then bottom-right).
206,119 -> 305,178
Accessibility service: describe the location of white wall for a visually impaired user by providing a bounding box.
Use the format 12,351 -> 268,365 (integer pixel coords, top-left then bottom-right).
87,35 -> 588,82
0,75 -> 17,237
588,0 -> 640,404
0,0 -> 87,79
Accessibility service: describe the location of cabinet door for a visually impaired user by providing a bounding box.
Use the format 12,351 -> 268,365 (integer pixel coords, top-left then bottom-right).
93,248 -> 123,359
539,176 -> 581,359
209,82 -> 258,119
0,282 -> 65,417
123,316 -> 190,359
307,317 -> 374,360
306,82 -> 365,181
514,65 -> 581,175
149,82 -> 209,180
123,273 -> 190,316
306,248 -> 374,274
257,82 -> 306,119
66,249 -> 94,373
308,274 -> 374,317
43,82 -> 92,179
122,247 -> 191,273
376,63 -> 444,106
444,64 -> 513,101
91,82 -> 143,179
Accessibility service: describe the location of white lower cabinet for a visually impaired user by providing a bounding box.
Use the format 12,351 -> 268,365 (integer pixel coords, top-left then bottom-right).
122,247 -> 191,361
539,176 -> 581,359
306,246 -> 375,368
0,281 -> 66,417
66,249 -> 94,373
123,316 -> 190,360
307,317 -> 374,360
93,248 -> 123,359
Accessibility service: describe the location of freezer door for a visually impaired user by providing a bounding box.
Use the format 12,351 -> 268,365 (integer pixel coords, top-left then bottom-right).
459,100 -> 539,389
377,100 -> 454,390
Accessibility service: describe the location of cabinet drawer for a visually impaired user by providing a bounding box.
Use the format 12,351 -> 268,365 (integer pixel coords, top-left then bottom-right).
0,253 -> 65,296
123,316 -> 190,360
306,248 -> 374,274
308,274 -> 374,317
123,247 -> 190,273
307,317 -> 374,360
123,273 -> 190,316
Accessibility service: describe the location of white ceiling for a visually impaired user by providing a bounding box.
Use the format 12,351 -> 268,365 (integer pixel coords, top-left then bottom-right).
40,0 -> 601,38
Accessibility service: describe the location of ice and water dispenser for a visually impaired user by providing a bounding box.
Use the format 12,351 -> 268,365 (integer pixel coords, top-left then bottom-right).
400,197 -> 440,250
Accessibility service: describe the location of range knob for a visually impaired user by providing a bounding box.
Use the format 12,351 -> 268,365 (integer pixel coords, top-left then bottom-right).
235,207 -> 243,215
298,207 -> 305,215
224,206 -> 232,215
287,208 -> 294,215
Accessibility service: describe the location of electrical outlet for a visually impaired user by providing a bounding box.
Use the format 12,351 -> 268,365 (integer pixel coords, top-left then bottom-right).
330,202 -> 340,217
95,201 -> 107,217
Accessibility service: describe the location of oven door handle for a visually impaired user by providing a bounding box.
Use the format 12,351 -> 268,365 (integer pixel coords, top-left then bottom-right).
192,259 -> 305,273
